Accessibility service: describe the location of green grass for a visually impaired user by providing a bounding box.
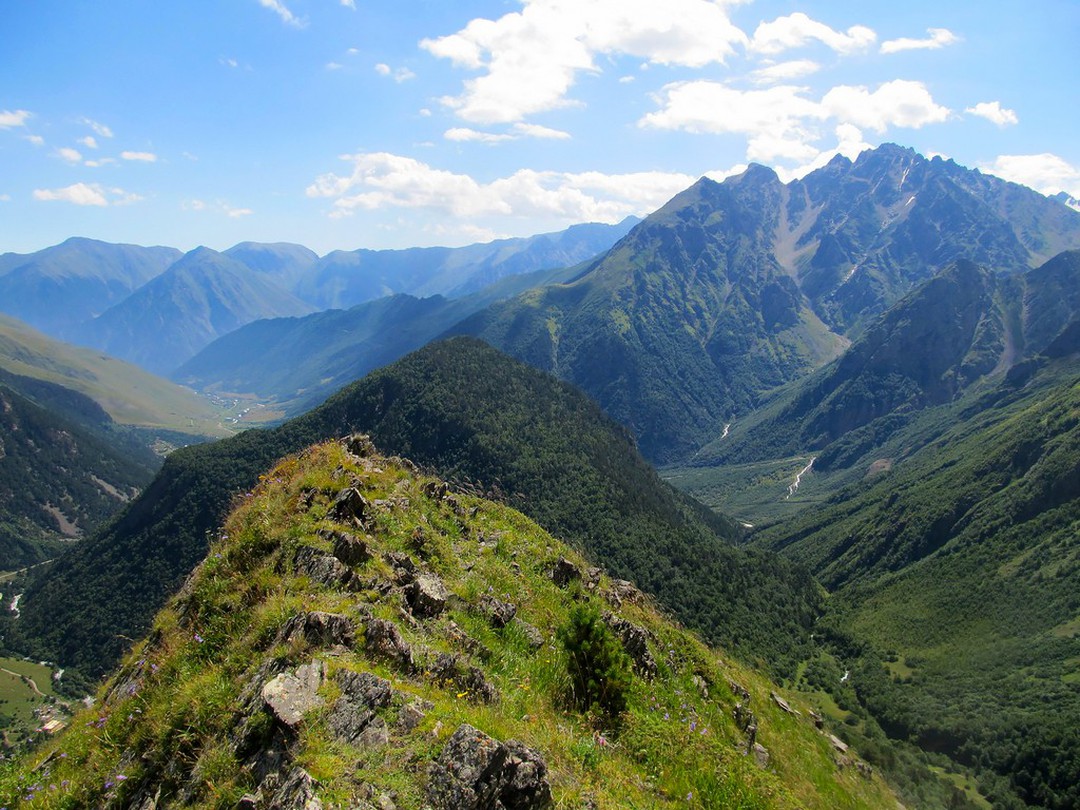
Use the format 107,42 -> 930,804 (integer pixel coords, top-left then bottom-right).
0,656 -> 57,748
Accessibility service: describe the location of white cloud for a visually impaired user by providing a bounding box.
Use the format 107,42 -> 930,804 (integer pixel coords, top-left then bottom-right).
618,75 -> 635,84
340,0 -> 356,8
79,136 -> 99,149
0,109 -> 32,129
512,122 -> 571,140
374,63 -> 391,76
374,63 -> 414,82
750,59 -> 820,85
307,151 -> 708,224
776,123 -> 875,181
347,47 -> 360,56
56,147 -> 83,163
965,101 -> 1018,127
326,62 -> 344,71
33,182 -> 109,206
221,57 -> 240,68
227,206 -> 254,218
820,80 -> 950,132
24,134 -> 45,147
257,0 -> 306,28
421,0 -> 748,124
80,118 -> 113,138
184,199 -> 253,217
445,127 -> 515,144
981,153 -> 1080,196
84,157 -> 118,168
880,27 -> 958,54
751,12 -> 875,56
0,194 -> 11,202
121,150 -> 158,162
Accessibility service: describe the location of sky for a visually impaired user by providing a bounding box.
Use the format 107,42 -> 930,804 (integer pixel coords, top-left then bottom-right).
2,0 -> 1078,256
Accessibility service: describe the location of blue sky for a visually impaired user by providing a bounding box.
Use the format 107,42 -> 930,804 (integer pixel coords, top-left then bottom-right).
2,0 -> 1078,255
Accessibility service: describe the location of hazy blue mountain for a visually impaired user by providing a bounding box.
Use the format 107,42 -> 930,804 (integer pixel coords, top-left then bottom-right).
0,237 -> 180,337
222,241 -> 319,290
295,218 -> 639,308
74,246 -> 315,374
173,260 -> 586,415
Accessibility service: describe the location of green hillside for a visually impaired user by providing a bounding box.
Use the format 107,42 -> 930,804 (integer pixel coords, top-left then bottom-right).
0,438 -> 898,809
14,338 -> 819,688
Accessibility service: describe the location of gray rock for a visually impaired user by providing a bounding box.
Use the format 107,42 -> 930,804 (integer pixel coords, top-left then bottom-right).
551,558 -> 580,587
329,487 -> 369,525
513,619 -> 544,651
385,551 -> 418,585
278,611 -> 356,649
262,661 -> 325,728
316,529 -> 372,566
294,546 -> 358,591
267,766 -> 323,810
750,742 -> 770,769
427,724 -> 552,810
365,618 -> 416,673
343,433 -> 375,458
603,613 -> 657,679
611,579 -> 643,605
398,699 -> 431,732
405,574 -> 449,619
328,670 -> 393,745
479,595 -> 517,628
429,653 -> 498,704
728,680 -> 751,702
583,567 -> 602,590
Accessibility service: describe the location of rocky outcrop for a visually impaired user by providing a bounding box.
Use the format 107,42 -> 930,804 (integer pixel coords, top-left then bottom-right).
329,487 -> 370,526
294,546 -> 358,591
405,574 -> 449,619
603,613 -> 657,679
429,653 -> 498,703
479,595 -> 517,628
278,611 -> 356,649
262,661 -> 325,728
328,670 -> 394,747
550,558 -> 580,588
365,618 -> 416,672
427,724 -> 552,810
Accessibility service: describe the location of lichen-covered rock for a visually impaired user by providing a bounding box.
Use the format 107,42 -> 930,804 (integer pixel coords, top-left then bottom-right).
328,670 -> 394,745
262,661 -> 325,728
513,619 -> 544,651
365,618 -> 416,672
343,433 -> 375,458
479,595 -> 517,628
583,567 -> 602,590
267,766 -> 323,810
750,742 -> 770,769
316,528 -> 372,566
427,724 -> 552,810
405,574 -> 449,618
429,653 -> 498,703
603,613 -> 657,679
550,558 -> 580,587
385,551 -> 419,585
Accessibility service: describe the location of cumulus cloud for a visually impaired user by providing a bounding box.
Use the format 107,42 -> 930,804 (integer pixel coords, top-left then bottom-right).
0,109 -> 32,129
880,27 -> 958,54
820,79 -> 950,132
306,151 -> 710,223
751,12 -> 875,55
340,0 -> 356,8
982,153 -> 1080,196
965,101 -> 1018,127
512,122 -> 571,139
184,199 -> 254,217
32,182 -> 141,206
421,0 -> 748,124
227,206 -> 254,217
56,147 -> 83,163
445,128 -> 515,144
80,118 -> 114,138
121,150 -> 158,162
257,0 -> 306,27
374,63 -> 415,82
79,136 -> 99,149
750,59 -> 821,85
84,157 -> 118,168
25,134 -> 45,146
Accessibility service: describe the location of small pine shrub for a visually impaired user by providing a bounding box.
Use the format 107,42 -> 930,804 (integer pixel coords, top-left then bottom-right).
558,603 -> 633,721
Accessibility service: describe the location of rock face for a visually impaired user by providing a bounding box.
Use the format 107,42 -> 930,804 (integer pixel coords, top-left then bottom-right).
278,611 -> 356,649
603,614 -> 657,679
294,546 -> 358,591
550,558 -> 580,588
328,670 -> 394,746
365,618 -> 416,672
427,724 -> 552,810
330,487 -> 370,525
480,595 -> 517,628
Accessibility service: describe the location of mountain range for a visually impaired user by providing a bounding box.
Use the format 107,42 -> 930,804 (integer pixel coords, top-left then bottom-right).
3,143 -> 1080,808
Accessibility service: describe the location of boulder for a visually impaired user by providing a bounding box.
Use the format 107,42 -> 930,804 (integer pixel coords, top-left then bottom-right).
342,433 -> 376,458
750,742 -> 770,769
267,766 -> 323,810
429,653 -> 498,703
316,529 -> 372,566
550,558 -> 580,588
262,661 -> 325,728
427,724 -> 552,810
294,546 -> 357,591
479,595 -> 517,629
385,551 -> 419,585
329,487 -> 369,525
405,574 -> 449,619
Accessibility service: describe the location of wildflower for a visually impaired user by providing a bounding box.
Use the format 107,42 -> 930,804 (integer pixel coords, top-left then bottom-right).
194,633 -> 204,643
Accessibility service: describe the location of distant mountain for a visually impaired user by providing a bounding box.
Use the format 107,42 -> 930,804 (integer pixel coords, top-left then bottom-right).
0,237 -> 180,337
174,261 -> 584,415
1052,190 -> 1080,213
223,241 -> 319,290
0,381 -> 158,569
295,218 -> 639,308
451,144 -> 1080,462
74,247 -> 315,374
16,338 -> 819,683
